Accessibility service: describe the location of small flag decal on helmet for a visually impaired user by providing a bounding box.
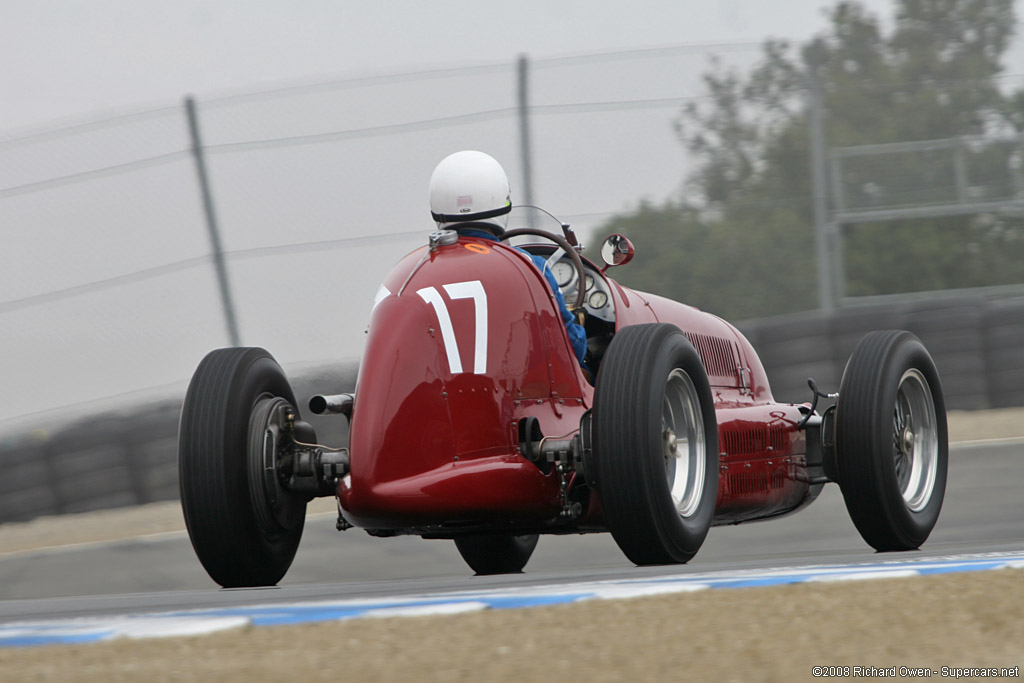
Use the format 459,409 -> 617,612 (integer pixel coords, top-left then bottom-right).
457,195 -> 473,206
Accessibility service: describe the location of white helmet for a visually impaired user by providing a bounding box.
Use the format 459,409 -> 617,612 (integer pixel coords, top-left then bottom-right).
429,150 -> 511,233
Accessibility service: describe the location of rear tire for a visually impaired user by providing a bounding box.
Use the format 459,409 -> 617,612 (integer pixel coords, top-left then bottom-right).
593,323 -> 718,565
835,330 -> 948,551
179,347 -> 307,587
454,534 -> 539,575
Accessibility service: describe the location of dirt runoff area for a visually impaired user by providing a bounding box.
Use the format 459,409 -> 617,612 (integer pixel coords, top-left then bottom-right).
1,570 -> 1022,682
0,408 -> 1022,681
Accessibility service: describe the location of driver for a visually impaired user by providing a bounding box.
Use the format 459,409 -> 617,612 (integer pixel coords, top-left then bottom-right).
428,150 -> 588,370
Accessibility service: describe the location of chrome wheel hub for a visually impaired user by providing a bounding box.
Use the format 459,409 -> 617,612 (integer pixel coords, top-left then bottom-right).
663,369 -> 706,519
902,425 -> 915,456
892,368 -> 938,512
663,428 -> 679,458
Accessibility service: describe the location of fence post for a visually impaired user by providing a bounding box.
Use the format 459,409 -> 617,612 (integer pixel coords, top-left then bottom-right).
806,41 -> 836,311
185,96 -> 241,347
517,54 -> 535,227
953,140 -> 968,202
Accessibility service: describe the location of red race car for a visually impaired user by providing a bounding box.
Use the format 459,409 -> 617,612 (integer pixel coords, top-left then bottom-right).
179,222 -> 948,587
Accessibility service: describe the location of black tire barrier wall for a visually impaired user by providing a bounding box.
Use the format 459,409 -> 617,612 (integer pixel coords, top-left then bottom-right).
736,295 -> 1024,409
0,363 -> 358,525
0,296 -> 1021,526
983,299 -> 1024,409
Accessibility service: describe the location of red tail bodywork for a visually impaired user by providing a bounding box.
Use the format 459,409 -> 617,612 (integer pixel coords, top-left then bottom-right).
339,235 -> 814,532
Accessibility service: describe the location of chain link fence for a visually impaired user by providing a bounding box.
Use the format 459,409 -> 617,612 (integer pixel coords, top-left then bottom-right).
1,49 -> 741,434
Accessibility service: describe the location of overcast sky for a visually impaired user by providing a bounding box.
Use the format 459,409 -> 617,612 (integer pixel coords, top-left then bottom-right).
0,0 -> 914,133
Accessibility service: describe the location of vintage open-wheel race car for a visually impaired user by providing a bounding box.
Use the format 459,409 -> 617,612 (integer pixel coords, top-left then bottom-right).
178,217 -> 947,587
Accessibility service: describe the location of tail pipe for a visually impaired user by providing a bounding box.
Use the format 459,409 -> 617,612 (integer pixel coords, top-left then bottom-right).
309,393 -> 354,417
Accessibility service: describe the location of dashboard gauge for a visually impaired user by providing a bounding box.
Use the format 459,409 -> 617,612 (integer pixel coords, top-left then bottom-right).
550,260 -> 575,287
584,274 -> 595,291
588,291 -> 609,309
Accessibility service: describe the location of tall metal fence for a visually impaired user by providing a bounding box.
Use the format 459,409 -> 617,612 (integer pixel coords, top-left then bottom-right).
1,47 -> 750,434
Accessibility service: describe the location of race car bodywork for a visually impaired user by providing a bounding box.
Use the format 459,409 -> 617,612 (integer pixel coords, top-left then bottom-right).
179,225 -> 948,586
342,233 -> 804,530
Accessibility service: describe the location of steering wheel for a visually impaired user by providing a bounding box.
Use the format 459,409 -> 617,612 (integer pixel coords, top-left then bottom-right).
502,228 -> 587,311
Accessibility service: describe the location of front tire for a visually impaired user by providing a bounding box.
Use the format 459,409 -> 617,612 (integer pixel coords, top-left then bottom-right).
593,323 -> 719,565
454,534 -> 539,575
835,330 -> 948,551
179,347 -> 307,587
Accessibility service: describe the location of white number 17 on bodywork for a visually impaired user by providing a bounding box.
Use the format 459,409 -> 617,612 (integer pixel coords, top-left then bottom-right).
416,280 -> 488,375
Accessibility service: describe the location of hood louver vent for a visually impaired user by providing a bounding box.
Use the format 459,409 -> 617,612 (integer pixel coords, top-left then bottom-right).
720,423 -> 786,456
683,332 -> 739,381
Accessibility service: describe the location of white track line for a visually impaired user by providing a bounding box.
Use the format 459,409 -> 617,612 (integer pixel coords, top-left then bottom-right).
1,551 -> 1021,648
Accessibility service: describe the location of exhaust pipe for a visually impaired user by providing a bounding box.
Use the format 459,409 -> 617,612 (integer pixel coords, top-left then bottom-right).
308,393 -> 354,417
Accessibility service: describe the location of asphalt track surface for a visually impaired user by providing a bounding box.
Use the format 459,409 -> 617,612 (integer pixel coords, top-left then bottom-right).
0,439 -> 1021,626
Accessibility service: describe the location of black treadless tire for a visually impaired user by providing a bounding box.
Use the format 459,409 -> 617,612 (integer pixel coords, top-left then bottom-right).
454,534 -> 539,575
179,347 -> 306,587
593,323 -> 719,565
836,330 -> 948,551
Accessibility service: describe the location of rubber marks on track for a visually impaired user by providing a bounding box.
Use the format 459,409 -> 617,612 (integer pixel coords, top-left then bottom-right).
2,551 -> 1023,648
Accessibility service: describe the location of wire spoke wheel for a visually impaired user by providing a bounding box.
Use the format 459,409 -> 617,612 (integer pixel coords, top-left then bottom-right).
893,369 -> 939,512
593,323 -> 718,566
836,330 -> 948,551
179,347 -> 307,588
454,534 -> 539,575
662,369 -> 706,519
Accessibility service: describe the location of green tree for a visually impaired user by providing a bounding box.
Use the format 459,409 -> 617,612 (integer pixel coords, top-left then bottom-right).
603,0 -> 1024,319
